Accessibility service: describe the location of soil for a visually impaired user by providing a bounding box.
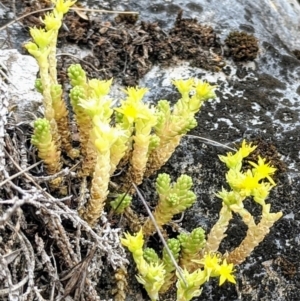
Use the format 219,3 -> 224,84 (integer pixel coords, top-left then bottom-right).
59,9 -> 227,86
1,1 -> 300,301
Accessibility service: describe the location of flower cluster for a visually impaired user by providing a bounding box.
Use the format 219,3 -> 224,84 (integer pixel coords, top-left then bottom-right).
121,230 -> 166,301
197,253 -> 235,285
25,0 -> 78,180
122,142 -> 282,300
25,2 -> 283,300
219,140 -> 276,205
206,140 -> 282,264
67,64 -> 216,225
122,230 -> 236,301
146,78 -> 216,176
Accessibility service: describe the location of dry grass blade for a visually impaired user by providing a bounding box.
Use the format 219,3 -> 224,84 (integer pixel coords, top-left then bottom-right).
71,7 -> 138,15
59,245 -> 97,300
132,182 -> 187,287
0,197 -> 25,226
56,53 -> 105,73
0,160 -> 41,187
185,135 -> 236,151
2,249 -> 21,264
3,148 -> 62,201
0,275 -> 29,296
0,7 -> 138,32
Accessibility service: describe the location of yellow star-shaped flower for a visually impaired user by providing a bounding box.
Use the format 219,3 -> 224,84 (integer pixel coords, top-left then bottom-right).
218,259 -> 236,286
249,156 -> 276,185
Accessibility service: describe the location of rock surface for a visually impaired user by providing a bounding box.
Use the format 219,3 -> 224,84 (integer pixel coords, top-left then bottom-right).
1,0 -> 300,300
101,1 -> 300,300
0,50 -> 42,123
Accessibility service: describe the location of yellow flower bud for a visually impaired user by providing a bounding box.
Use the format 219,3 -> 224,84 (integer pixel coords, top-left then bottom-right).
24,42 -> 41,58
216,188 -> 243,206
252,182 -> 272,205
92,125 -> 116,153
176,268 -> 206,301
219,151 -> 243,171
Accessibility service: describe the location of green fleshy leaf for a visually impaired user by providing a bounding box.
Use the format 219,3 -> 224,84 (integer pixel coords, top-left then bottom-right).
67,64 -> 87,87
110,193 -> 132,214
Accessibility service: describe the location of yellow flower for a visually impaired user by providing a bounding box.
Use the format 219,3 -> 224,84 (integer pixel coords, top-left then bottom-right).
123,86 -> 148,103
116,102 -> 139,123
88,78 -> 113,98
115,87 -> 149,123
29,27 -> 54,49
238,140 -> 257,158
227,169 -> 260,197
239,170 -> 260,193
172,78 -> 195,96
249,156 -> 276,185
200,253 -> 221,280
42,11 -> 62,31
218,259 -> 236,285
52,0 -> 76,15
194,254 -> 236,287
121,229 -> 144,255
194,81 -> 216,101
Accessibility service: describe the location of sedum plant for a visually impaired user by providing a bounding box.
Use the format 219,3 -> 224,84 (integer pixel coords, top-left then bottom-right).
145,79 -> 216,177
67,63 -> 216,224
115,87 -> 158,188
27,0 -> 216,219
142,173 -> 197,236
110,193 -> 133,214
122,141 -> 282,301
178,227 -> 206,272
121,230 -> 166,301
204,141 -> 281,258
25,0 -> 78,163
31,118 -> 61,185
24,2 -> 283,300
122,230 -> 236,301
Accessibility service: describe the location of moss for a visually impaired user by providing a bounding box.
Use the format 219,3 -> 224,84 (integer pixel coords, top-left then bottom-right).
225,31 -> 259,61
